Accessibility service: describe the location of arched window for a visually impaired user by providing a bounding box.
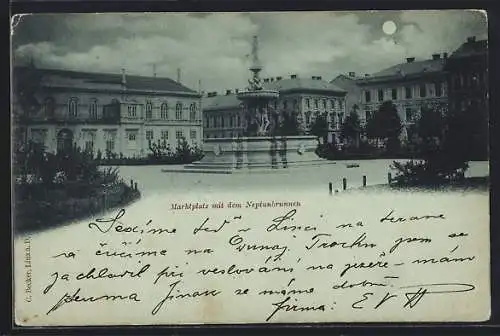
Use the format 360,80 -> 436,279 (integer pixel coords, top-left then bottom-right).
68,98 -> 78,118
146,101 -> 153,120
176,102 -> 183,120
189,103 -> 197,121
89,98 -> 98,119
161,103 -> 168,119
44,97 -> 55,117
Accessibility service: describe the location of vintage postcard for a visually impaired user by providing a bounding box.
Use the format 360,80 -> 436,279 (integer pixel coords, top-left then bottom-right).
11,10 -> 490,326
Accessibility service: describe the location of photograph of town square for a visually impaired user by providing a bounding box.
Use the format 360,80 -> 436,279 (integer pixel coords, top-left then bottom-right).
11,11 -> 489,234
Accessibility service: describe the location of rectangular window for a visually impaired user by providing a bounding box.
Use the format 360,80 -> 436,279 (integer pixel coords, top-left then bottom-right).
105,140 -> 115,152
378,89 -> 384,102
435,82 -> 442,97
127,105 -> 137,118
365,91 -> 371,103
365,109 -> 372,121
392,88 -> 398,100
405,108 -> 413,122
419,84 -> 427,98
190,129 -> 197,139
146,130 -> 153,140
176,130 -> 184,139
161,130 -> 168,140
405,87 -> 412,99
84,140 -> 94,152
128,133 -> 136,141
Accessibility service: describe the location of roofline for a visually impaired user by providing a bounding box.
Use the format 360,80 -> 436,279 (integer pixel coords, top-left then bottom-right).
277,88 -> 347,95
356,71 -> 447,86
42,85 -> 202,98
14,65 -> 200,95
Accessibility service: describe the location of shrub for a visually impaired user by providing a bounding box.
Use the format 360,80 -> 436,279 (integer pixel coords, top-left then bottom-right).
391,158 -> 468,186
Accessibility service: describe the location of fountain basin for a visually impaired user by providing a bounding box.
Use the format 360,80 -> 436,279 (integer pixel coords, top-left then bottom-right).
163,135 -> 335,174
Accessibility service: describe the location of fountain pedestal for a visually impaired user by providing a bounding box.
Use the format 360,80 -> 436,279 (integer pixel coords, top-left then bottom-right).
176,135 -> 332,174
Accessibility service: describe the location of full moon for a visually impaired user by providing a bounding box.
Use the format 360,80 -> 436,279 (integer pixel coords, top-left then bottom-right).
382,20 -> 397,35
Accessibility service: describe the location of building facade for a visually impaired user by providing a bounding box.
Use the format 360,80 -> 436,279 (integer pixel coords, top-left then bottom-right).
330,71 -> 364,117
445,36 -> 488,116
203,74 -> 347,143
355,54 -> 448,142
13,66 -> 202,158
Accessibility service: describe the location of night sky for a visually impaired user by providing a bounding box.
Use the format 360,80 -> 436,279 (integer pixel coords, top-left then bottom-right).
11,10 -> 488,92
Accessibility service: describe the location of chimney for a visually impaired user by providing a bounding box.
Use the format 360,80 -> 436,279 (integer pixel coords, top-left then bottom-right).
443,52 -> 448,59
432,53 -> 441,60
467,36 -> 476,43
264,78 -> 269,83
121,68 -> 127,87
291,74 -> 297,79
177,68 -> 181,83
317,76 -> 322,80
311,76 -> 316,80
406,57 -> 415,63
276,76 -> 282,81
225,89 -> 232,95
270,77 -> 274,82
348,72 -> 356,77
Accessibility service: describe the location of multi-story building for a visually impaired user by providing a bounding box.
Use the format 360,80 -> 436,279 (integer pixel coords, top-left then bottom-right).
202,74 -> 347,143
445,36 -> 488,116
12,65 -> 202,158
355,53 -> 448,142
330,71 -> 364,117
202,90 -> 244,139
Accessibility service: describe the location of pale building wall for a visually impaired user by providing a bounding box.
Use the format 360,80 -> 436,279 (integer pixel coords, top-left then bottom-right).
358,77 -> 448,142
24,87 -> 202,158
202,91 -> 346,144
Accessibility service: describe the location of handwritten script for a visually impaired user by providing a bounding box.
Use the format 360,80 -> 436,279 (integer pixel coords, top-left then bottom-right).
14,191 -> 490,325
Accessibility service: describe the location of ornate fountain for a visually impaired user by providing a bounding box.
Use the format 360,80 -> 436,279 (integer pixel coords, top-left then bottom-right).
237,36 -> 280,137
175,35 -> 326,173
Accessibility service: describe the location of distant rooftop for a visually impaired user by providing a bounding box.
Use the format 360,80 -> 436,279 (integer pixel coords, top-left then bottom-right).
13,65 -> 199,95
263,75 -> 346,94
202,75 -> 346,110
202,93 -> 241,111
449,37 -> 488,59
366,57 -> 446,80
